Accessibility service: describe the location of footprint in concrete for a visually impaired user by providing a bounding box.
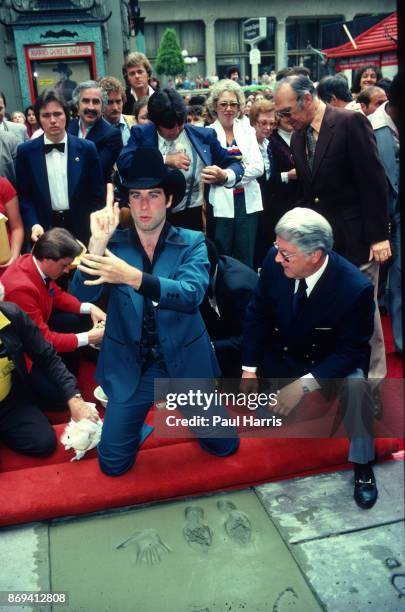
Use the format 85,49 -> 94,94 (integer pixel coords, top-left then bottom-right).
274,494 -> 295,510
391,573 -> 405,597
116,528 -> 171,565
183,506 -> 213,552
273,587 -> 299,611
217,499 -> 252,544
386,557 -> 401,569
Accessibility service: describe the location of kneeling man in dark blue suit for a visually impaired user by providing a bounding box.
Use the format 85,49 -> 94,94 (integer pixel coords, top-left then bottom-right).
72,148 -> 239,476
242,207 -> 378,509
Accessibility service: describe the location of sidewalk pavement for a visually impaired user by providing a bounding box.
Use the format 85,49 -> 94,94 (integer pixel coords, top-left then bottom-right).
1,456 -> 403,612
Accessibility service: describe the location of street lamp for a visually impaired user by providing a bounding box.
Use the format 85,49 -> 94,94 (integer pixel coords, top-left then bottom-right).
182,49 -> 198,66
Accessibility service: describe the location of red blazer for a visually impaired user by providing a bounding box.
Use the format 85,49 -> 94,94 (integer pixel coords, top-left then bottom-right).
2,254 -> 81,353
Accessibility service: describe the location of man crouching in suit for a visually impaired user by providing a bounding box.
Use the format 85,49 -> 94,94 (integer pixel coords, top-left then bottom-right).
71,147 -> 239,476
241,207 -> 378,509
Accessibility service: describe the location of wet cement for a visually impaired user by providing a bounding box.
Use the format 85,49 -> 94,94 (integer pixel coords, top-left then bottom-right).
49,490 -> 322,612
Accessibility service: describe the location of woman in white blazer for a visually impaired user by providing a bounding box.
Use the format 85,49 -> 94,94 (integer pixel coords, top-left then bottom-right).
206,80 -> 263,268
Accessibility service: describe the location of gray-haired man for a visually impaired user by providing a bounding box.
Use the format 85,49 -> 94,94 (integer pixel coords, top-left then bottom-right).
68,80 -> 122,182
242,207 -> 378,509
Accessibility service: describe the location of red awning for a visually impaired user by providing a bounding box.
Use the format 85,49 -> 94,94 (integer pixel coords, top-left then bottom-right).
323,12 -> 397,59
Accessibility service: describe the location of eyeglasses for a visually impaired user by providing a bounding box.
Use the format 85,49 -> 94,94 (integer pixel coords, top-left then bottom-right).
275,107 -> 292,119
217,101 -> 240,110
273,241 -> 299,262
256,120 -> 275,128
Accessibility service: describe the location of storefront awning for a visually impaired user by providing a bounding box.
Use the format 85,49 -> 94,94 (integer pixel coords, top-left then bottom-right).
322,12 -> 397,70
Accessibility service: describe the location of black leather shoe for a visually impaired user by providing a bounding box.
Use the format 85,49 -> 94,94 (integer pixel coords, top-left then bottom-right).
354,465 -> 378,509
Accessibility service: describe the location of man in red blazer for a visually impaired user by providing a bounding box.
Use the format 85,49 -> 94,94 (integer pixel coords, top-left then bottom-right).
2,228 -> 105,406
274,75 -> 390,390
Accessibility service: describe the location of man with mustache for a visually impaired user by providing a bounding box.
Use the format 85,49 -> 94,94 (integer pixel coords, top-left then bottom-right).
68,80 -> 122,183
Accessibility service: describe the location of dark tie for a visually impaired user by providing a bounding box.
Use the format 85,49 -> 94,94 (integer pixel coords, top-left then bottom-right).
44,277 -> 51,289
44,142 -> 65,154
306,126 -> 316,171
292,279 -> 307,316
267,143 -> 273,179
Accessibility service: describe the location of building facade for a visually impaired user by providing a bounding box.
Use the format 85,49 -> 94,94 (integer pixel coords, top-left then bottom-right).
0,0 -> 396,112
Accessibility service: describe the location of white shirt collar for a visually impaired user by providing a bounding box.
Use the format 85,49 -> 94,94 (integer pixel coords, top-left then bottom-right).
131,85 -> 154,100
32,256 -> 47,284
369,101 -> 398,136
43,133 -> 67,145
295,254 -> 329,296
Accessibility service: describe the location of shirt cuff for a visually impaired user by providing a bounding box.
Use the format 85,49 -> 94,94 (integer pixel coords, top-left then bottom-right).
80,302 -> 92,314
300,374 -> 320,392
224,169 -> 236,188
138,272 -> 161,302
242,366 -> 257,373
76,332 -> 89,348
281,172 -> 289,184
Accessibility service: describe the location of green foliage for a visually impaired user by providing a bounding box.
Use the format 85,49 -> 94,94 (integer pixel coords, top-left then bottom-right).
155,28 -> 185,77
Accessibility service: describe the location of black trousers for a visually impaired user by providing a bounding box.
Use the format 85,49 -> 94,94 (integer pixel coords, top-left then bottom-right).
28,312 -> 93,409
0,382 -> 56,456
168,206 -> 203,232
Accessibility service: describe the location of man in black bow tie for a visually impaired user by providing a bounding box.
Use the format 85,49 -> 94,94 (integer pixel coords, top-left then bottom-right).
16,89 -> 104,245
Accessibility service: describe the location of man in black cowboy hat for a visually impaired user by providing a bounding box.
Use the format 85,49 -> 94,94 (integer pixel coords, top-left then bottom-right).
72,148 -> 240,476
53,62 -> 77,103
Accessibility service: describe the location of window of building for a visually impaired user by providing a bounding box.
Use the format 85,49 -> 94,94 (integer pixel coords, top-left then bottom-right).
216,18 -> 275,81
286,16 -> 343,80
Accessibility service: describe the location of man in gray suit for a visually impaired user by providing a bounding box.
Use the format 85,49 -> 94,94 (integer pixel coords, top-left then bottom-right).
0,92 -> 28,144
0,131 -> 18,185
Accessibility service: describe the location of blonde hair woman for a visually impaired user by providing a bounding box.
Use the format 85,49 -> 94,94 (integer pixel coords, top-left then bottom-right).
206,80 -> 263,268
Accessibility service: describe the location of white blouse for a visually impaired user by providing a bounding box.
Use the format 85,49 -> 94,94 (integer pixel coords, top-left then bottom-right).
209,118 -> 264,218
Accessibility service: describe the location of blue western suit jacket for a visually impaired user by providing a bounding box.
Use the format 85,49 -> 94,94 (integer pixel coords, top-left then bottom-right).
242,248 -> 374,382
16,134 -> 104,244
71,225 -> 220,403
68,117 -> 123,182
117,123 -> 244,183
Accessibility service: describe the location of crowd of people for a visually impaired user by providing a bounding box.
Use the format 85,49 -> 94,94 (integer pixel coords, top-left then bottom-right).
0,51 -> 401,510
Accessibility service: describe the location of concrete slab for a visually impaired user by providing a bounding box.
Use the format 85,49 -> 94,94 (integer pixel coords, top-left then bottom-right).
294,521 -> 405,611
0,523 -> 50,612
49,490 -> 322,612
255,460 -> 404,544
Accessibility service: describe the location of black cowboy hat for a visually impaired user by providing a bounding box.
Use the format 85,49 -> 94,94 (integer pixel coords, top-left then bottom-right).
122,148 -> 186,206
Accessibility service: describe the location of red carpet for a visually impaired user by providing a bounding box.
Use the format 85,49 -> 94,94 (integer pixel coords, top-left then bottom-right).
382,315 -> 403,378
0,316 -> 402,527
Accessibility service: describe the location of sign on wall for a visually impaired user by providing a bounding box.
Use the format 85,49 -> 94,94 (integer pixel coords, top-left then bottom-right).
243,18 -> 267,45
24,44 -> 96,102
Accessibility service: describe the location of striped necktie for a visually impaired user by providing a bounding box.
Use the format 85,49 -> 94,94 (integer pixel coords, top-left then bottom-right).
306,126 -> 316,171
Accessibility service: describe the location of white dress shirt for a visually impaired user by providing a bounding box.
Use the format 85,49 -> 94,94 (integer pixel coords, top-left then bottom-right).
44,134 -> 69,211
157,129 -> 204,213
131,85 -> 155,101
243,254 -> 329,390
